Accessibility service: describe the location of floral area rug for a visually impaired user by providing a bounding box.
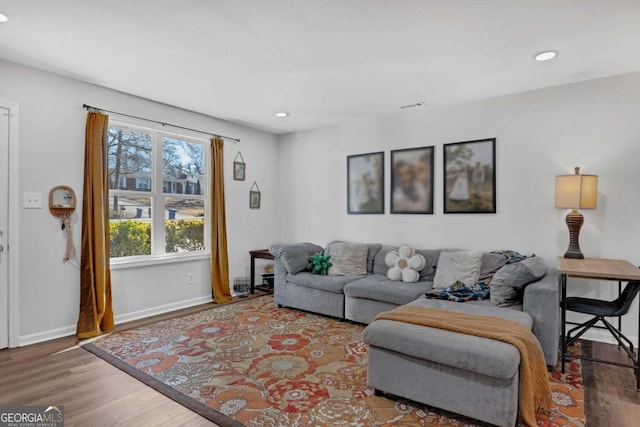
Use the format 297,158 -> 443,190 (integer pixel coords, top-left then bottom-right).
83,295 -> 585,426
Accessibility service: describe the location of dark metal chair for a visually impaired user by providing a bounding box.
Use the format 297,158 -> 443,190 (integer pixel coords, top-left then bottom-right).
565,280 -> 640,361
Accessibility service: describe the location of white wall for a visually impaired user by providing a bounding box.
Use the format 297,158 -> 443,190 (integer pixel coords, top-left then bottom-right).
0,60 -> 279,345
276,72 -> 640,345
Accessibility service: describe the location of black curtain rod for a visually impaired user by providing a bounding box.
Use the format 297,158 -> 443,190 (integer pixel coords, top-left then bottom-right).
82,104 -> 240,143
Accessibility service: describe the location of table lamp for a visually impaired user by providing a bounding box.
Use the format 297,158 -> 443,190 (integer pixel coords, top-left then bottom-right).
555,167 -> 598,259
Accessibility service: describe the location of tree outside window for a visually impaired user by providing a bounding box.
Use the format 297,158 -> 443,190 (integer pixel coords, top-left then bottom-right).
107,124 -> 207,259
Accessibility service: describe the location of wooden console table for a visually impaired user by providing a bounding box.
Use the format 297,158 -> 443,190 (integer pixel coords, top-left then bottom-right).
249,249 -> 274,294
558,257 -> 640,389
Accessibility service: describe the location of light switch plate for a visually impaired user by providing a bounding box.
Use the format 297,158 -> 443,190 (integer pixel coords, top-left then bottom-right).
23,192 -> 43,209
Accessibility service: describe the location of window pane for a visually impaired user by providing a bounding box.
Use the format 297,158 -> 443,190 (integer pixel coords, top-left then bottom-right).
165,197 -> 205,253
163,138 -> 206,195
109,195 -> 151,258
108,127 -> 152,192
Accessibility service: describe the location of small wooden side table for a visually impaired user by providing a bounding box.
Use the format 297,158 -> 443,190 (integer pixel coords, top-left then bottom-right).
558,257 -> 640,390
249,249 -> 274,294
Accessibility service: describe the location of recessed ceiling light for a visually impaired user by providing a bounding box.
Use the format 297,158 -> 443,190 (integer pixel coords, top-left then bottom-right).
0,13 -> 8,23
275,112 -> 289,118
534,51 -> 557,61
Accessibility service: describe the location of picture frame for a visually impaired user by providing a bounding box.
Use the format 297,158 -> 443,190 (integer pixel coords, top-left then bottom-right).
233,151 -> 246,181
347,151 -> 384,214
249,181 -> 261,209
234,162 -> 246,181
391,146 -> 434,214
443,138 -> 496,214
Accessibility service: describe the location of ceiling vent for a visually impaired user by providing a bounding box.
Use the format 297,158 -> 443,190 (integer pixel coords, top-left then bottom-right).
400,101 -> 425,110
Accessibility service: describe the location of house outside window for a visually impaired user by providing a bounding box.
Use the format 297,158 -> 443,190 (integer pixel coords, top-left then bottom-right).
107,123 -> 208,260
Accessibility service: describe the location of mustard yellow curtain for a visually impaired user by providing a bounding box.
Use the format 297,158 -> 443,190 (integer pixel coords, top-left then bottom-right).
210,137 -> 232,303
77,112 -> 114,339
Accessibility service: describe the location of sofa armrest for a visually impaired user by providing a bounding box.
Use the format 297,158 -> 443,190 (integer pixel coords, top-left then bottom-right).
270,242 -> 323,275
273,257 -> 288,306
523,269 -> 560,366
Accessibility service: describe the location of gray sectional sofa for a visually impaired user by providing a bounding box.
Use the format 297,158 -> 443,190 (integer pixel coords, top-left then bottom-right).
270,241 -> 560,426
270,242 -> 559,366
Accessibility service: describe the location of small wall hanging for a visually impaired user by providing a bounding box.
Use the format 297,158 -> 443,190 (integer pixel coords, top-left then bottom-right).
49,185 -> 77,262
249,181 -> 261,209
233,151 -> 246,181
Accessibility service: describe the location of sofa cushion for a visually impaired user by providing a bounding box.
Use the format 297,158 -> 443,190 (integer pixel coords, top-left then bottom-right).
363,298 -> 533,380
433,250 -> 483,289
407,297 -> 533,328
287,272 -> 364,294
344,275 -> 434,305
415,249 -> 441,281
490,257 -> 547,306
325,242 -> 368,275
270,242 -> 323,274
326,241 -> 382,274
478,252 -> 507,282
373,245 -> 398,276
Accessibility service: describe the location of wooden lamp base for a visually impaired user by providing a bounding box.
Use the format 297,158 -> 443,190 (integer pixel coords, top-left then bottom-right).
564,209 -> 584,259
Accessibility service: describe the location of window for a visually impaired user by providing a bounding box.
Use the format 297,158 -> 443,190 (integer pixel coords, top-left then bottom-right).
108,124 -> 207,260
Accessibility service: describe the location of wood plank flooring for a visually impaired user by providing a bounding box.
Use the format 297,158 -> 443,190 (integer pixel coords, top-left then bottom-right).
1,298 -> 638,427
581,340 -> 640,426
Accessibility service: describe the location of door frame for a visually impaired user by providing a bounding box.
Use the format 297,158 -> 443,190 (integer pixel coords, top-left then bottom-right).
1,99 -> 20,347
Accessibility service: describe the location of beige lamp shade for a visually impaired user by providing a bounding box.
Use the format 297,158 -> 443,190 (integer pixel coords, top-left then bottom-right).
555,167 -> 598,209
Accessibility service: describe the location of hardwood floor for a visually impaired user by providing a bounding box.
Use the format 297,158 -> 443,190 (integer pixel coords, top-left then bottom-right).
1,298 -> 638,427
0,303 -> 223,426
582,340 -> 640,426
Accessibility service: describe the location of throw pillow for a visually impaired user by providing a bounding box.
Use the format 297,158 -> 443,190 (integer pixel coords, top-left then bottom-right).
433,250 -> 483,289
490,256 -> 547,306
326,242 -> 368,276
307,251 -> 332,275
385,245 -> 426,283
373,245 -> 399,276
478,252 -> 508,283
269,242 -> 323,274
326,241 -> 382,273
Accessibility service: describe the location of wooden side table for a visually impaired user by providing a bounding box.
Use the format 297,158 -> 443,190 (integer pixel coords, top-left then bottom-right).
249,249 -> 274,294
558,257 -> 640,389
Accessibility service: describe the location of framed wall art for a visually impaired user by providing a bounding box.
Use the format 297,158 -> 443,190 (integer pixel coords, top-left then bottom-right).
233,151 -> 246,181
249,181 -> 261,209
347,151 -> 384,214
443,138 -> 496,214
390,146 -> 434,214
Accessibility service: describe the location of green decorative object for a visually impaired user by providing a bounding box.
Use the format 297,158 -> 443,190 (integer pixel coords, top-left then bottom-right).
307,251 -> 332,275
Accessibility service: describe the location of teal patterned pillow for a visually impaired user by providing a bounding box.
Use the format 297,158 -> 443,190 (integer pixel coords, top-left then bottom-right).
491,250 -> 531,264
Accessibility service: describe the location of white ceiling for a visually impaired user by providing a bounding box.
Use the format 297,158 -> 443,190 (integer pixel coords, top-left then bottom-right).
1,1 -> 640,135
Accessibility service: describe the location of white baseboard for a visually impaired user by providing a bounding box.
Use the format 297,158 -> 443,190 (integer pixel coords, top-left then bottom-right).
114,295 -> 213,325
17,295 -> 213,347
18,325 -> 78,347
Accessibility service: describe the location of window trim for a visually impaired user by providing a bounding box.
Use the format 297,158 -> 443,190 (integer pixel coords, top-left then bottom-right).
110,251 -> 210,270
108,120 -> 210,261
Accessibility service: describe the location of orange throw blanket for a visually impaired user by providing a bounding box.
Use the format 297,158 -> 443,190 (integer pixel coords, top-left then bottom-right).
373,305 -> 552,427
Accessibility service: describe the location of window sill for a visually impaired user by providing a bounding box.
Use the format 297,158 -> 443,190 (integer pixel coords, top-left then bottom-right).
110,252 -> 210,270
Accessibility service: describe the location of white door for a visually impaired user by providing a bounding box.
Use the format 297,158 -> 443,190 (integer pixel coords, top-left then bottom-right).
0,107 -> 8,349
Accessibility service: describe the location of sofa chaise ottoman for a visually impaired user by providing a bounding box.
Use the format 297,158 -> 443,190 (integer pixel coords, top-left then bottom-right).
363,297 -> 534,427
